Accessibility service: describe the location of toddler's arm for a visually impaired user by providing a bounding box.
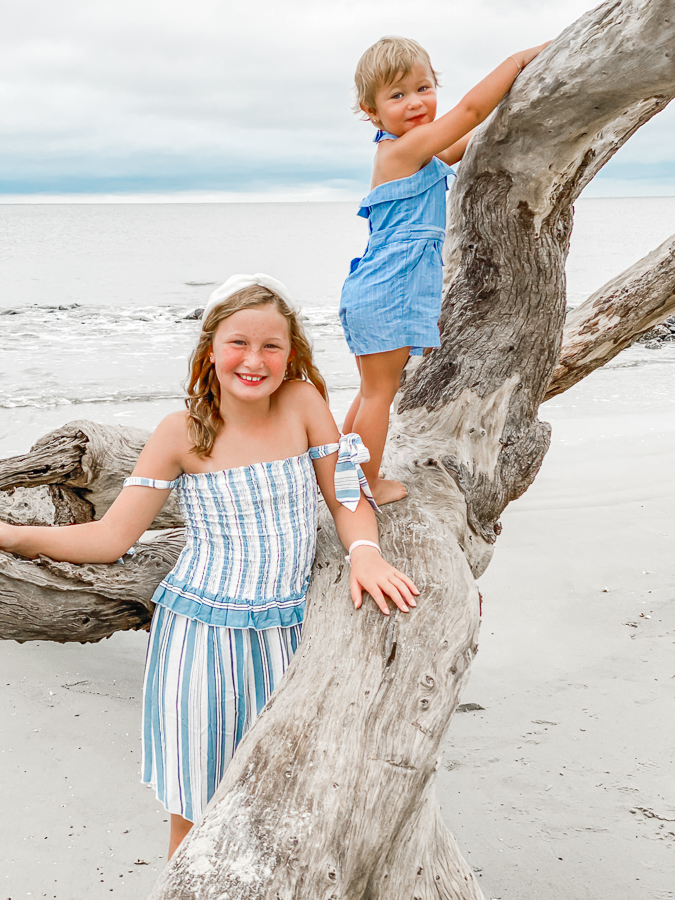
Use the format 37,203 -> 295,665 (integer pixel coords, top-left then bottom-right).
439,127 -> 476,167
381,42 -> 550,178
0,414 -> 184,564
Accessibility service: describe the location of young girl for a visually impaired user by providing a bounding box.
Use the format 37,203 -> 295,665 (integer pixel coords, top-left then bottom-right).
340,36 -> 549,506
0,273 -> 418,858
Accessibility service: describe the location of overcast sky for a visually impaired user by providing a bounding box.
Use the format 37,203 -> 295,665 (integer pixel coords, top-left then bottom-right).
2,0 -> 673,200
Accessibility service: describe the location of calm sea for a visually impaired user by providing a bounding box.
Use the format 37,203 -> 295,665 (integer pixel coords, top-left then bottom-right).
1,197 -> 675,456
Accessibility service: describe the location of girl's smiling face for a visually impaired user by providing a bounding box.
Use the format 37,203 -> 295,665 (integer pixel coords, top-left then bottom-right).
210,305 -> 292,402
366,61 -> 438,136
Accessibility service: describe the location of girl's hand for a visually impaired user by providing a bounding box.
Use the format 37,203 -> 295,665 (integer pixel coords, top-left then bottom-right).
514,41 -> 552,71
349,546 -> 420,616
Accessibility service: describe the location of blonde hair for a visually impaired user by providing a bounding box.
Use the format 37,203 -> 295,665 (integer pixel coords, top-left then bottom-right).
185,285 -> 328,457
354,36 -> 440,116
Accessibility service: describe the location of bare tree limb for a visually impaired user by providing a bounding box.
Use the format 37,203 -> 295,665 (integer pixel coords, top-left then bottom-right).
0,420 -> 182,528
0,531 -> 183,643
546,232 -> 675,399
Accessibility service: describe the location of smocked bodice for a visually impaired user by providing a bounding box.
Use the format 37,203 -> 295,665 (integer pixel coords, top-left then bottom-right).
123,434 -> 376,629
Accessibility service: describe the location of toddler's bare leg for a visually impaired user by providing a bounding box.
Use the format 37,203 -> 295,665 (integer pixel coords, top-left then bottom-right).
169,813 -> 193,859
343,391 -> 362,434
342,358 -> 362,434
352,347 -> 410,506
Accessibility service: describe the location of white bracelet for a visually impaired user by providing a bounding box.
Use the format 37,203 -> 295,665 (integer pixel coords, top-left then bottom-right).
345,540 -> 382,565
509,55 -> 523,74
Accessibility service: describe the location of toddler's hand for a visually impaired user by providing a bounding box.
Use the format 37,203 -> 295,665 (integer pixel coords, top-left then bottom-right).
349,546 -> 420,616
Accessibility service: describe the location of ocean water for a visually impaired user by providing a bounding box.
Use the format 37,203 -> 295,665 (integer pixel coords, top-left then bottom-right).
1,197 -> 675,456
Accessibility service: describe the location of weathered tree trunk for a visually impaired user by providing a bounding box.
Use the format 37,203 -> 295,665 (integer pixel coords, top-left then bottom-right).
144,3 -> 675,897
1,1 -> 674,895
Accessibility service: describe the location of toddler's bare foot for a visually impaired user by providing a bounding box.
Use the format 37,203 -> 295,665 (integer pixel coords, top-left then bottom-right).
371,478 -> 408,506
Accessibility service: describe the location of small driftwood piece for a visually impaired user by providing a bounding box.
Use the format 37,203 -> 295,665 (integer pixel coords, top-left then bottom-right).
547,233 -> 675,399
0,421 -> 185,643
0,530 -> 184,643
0,419 -> 182,528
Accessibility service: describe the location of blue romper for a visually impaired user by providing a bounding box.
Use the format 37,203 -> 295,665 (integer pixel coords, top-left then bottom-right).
339,130 -> 455,357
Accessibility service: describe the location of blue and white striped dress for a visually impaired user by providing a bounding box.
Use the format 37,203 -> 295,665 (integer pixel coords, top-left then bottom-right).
339,129 -> 455,357
123,432 -> 375,822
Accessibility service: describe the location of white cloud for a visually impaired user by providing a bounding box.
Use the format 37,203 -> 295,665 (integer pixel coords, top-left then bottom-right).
0,0 -> 672,197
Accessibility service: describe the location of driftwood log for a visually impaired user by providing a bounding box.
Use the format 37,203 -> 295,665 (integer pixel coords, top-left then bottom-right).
1,0 -> 674,896
0,420 -> 182,527
0,420 -> 184,643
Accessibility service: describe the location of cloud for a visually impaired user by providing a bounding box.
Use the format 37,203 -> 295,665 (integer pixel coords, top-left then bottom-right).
1,0 -> 673,197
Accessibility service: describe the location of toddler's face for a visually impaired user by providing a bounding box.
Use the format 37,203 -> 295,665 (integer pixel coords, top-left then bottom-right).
211,305 -> 292,403
366,62 -> 437,136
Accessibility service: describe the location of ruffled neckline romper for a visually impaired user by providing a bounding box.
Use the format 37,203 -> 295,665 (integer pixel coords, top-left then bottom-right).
339,129 -> 454,357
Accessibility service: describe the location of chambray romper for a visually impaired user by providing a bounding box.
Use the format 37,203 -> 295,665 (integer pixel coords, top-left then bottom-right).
122,433 -> 376,823
339,130 -> 455,356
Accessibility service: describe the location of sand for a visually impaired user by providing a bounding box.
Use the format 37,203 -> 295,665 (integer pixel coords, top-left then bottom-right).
1,381 -> 674,899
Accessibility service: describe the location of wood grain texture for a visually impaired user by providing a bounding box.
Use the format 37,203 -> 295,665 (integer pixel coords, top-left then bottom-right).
0,420 -> 183,528
0,530 -> 184,643
547,233 -> 675,399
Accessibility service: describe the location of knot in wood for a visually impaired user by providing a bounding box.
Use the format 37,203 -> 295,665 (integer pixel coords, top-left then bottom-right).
420,673 -> 435,689
327,868 -> 337,882
419,698 -> 430,710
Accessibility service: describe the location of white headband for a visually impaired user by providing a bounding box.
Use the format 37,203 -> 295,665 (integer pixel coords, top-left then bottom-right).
202,273 -> 298,322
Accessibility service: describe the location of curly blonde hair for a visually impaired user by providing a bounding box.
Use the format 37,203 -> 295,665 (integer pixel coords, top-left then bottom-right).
185,285 -> 327,457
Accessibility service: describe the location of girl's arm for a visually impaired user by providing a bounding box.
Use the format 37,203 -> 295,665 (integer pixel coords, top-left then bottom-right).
321,490 -> 419,616
382,42 -> 550,178
298,384 -> 419,615
0,413 -> 185,563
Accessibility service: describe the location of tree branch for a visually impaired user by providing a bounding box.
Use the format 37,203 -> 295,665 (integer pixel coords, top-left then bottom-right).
0,531 -> 183,643
546,232 -> 675,399
0,420 -> 183,529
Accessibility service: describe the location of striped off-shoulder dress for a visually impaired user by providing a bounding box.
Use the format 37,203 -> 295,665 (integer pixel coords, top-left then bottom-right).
123,432 -> 375,823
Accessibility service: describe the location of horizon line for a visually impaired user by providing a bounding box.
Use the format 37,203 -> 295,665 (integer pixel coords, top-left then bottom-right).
1,185 -> 675,205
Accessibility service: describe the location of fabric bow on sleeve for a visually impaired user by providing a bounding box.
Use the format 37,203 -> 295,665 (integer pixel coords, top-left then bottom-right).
327,433 -> 379,512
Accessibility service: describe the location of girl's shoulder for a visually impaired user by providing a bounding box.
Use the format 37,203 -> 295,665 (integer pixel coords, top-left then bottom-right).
130,410 -> 189,482
277,380 -> 338,443
147,410 -> 193,457
277,378 -> 326,408
154,409 -> 191,440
